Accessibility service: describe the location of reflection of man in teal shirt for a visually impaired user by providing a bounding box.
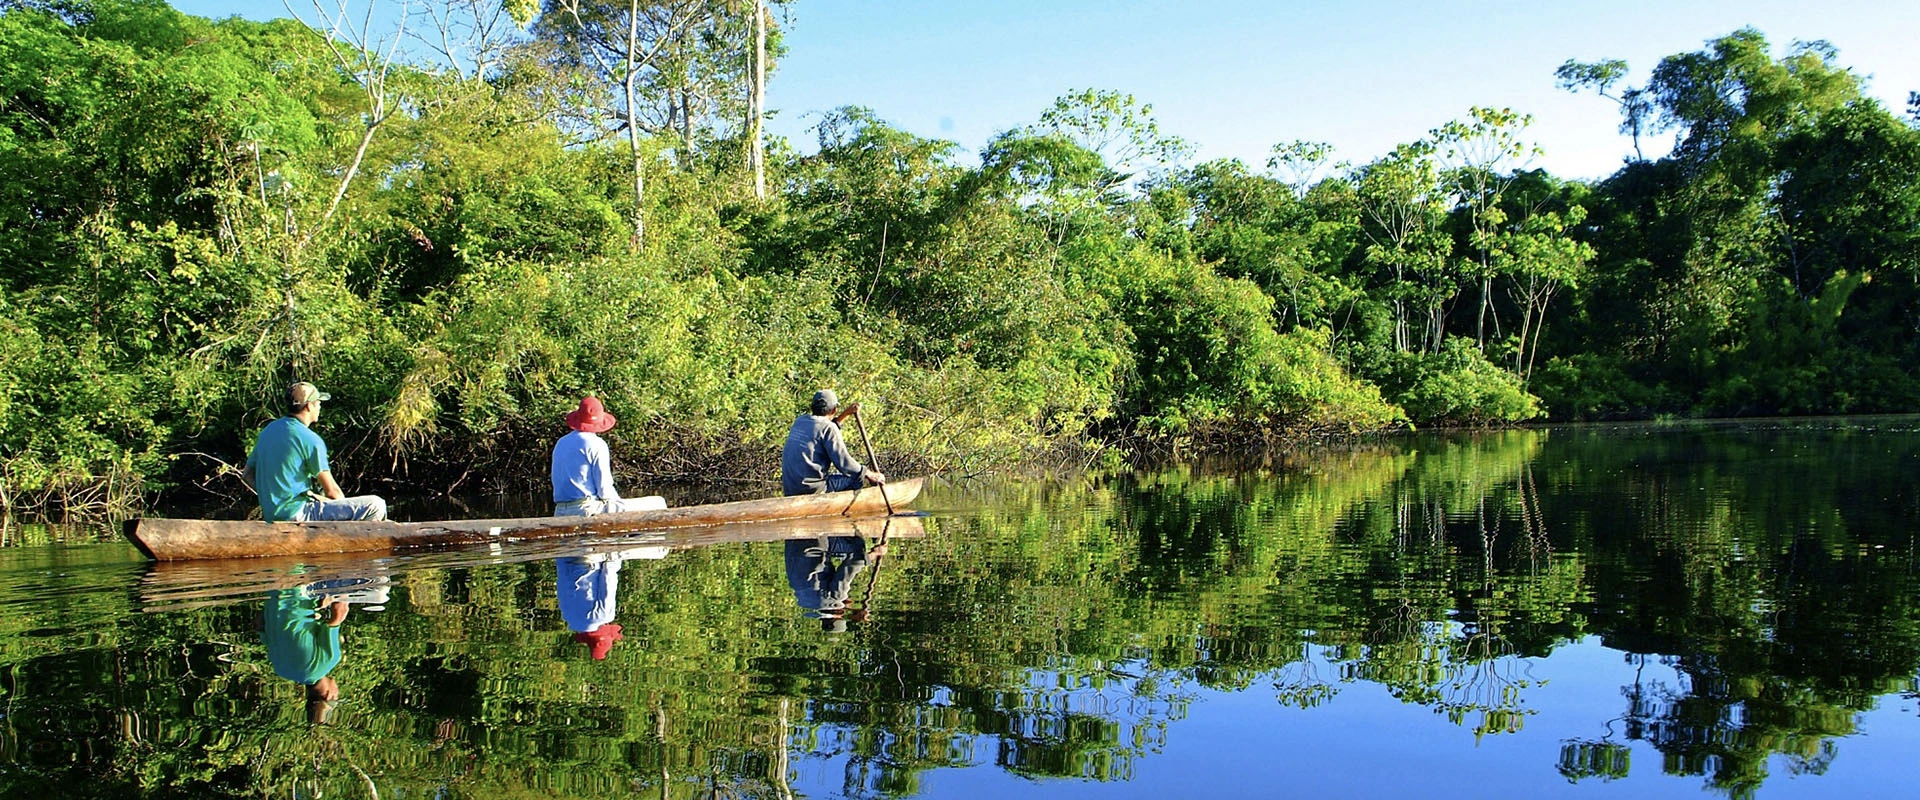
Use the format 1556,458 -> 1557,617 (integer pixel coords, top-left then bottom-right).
262,587 -> 346,724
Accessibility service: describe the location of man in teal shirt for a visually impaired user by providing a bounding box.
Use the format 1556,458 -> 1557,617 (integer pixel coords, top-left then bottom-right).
242,382 -> 387,522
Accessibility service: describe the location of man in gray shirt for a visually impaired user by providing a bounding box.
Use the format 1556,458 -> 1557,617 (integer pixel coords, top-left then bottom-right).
781,390 -> 887,496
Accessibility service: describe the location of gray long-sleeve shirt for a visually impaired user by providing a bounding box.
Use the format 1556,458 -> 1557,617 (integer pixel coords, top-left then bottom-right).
781,413 -> 865,496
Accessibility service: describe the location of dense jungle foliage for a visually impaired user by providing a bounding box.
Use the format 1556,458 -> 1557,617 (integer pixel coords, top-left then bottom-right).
3,1 -> 1918,513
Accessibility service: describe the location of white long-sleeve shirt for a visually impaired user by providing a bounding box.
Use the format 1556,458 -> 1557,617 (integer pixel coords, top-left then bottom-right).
552,430 -> 621,503
556,555 -> 620,632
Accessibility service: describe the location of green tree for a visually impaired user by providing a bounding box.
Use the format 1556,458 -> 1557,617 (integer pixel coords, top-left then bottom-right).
1356,141 -> 1454,354
1486,173 -> 1595,381
1431,106 -> 1539,349
536,0 -> 722,249
1172,158 -> 1364,334
1013,88 -> 1194,247
1554,58 -> 1651,161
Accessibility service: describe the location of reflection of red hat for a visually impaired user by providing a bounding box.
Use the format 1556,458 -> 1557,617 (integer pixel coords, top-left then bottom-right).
565,396 -> 617,433
572,623 -> 623,660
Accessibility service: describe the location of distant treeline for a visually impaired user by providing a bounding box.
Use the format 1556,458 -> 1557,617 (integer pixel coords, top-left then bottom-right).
2,0 -> 1917,514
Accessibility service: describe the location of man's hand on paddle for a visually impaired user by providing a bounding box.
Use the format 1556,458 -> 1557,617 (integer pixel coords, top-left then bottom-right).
830,399 -> 888,488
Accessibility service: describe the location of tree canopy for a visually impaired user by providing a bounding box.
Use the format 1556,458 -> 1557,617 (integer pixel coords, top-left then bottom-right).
3,3 -> 1919,514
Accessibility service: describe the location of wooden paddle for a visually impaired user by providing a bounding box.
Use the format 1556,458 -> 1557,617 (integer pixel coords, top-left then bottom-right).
853,515 -> 893,621
849,407 -> 895,515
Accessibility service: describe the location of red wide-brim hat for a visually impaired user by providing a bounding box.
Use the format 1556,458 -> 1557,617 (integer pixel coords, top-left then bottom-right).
565,396 -> 617,433
572,623 -> 623,660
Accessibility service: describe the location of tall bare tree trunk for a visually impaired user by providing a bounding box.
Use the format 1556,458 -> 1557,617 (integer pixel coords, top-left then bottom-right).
285,0 -> 404,258
1393,300 -> 1409,352
1514,305 -> 1534,375
1476,273 -> 1493,347
749,0 -> 767,200
774,697 -> 793,800
625,0 -> 646,252
678,88 -> 693,154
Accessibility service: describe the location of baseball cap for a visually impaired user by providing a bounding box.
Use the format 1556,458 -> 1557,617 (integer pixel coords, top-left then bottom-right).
811,389 -> 839,416
290,382 -> 331,407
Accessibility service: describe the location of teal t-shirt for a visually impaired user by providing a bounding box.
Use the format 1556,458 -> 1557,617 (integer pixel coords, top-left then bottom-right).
246,416 -> 329,522
261,588 -> 343,685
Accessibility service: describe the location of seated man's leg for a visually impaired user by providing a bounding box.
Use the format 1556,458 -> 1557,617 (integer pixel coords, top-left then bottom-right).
309,495 -> 389,521
554,499 -> 602,517
609,495 -> 667,512
824,474 -> 864,493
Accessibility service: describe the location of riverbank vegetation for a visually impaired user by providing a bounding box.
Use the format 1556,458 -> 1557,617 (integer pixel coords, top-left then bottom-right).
3,1 -> 1918,514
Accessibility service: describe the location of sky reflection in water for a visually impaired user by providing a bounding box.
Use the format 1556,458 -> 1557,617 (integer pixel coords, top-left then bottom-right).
1,418 -> 1918,798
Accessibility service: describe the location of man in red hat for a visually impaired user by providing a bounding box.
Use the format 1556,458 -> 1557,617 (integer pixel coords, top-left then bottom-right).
550,396 -> 665,516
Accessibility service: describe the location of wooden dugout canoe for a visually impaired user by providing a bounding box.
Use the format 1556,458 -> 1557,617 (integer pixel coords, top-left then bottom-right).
138,513 -> 926,612
123,478 -> 924,561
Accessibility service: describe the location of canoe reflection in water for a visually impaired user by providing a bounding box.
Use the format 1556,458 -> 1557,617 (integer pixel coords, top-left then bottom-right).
259,567 -> 389,725
556,546 -> 668,659
784,534 -> 889,633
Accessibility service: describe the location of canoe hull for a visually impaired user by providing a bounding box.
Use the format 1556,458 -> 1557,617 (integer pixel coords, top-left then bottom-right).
139,513 -> 925,612
125,478 -> 923,561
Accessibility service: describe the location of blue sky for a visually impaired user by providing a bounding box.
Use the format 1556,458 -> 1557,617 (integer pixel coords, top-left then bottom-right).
172,1 -> 1919,181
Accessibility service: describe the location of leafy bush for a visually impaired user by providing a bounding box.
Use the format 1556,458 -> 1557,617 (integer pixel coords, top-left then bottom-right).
0,317 -> 165,512
1377,339 -> 1543,425
1095,244 -> 1403,434
1530,353 -> 1671,420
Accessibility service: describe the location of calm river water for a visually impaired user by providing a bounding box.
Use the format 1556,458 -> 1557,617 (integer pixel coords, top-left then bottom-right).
2,418 -> 1918,799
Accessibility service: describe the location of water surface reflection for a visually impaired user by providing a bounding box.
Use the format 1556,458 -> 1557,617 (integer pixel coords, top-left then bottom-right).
0,420 -> 1917,798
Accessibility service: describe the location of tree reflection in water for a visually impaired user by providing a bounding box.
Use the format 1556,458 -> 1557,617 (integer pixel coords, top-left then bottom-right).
0,421 -> 1917,798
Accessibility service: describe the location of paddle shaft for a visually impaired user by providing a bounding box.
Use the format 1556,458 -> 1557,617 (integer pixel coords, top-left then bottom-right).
858,517 -> 891,612
850,408 -> 895,515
